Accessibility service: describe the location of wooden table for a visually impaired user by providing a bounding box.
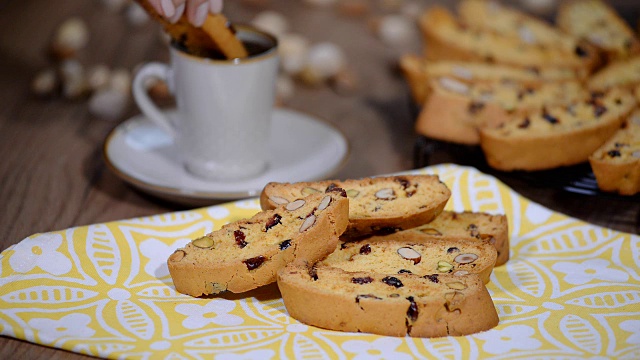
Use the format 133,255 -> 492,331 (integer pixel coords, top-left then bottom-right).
1,1 -> 638,359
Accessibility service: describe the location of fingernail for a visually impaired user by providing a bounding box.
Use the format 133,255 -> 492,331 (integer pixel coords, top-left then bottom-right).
209,0 -> 223,13
194,2 -> 208,26
161,0 -> 176,17
169,2 -> 185,23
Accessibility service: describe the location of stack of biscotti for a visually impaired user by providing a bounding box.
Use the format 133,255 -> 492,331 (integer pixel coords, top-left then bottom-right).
262,176 -> 507,337
479,88 -> 637,171
589,108 -> 640,195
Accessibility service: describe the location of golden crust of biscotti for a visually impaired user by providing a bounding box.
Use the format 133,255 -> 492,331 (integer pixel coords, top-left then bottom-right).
480,88 -> 637,171
167,192 -> 349,297
557,0 -> 640,61
419,6 -> 596,73
415,77 -> 589,144
588,55 -> 640,91
409,210 -> 509,266
319,236 -> 497,284
277,264 -> 499,338
399,55 -> 581,105
589,110 -> 640,195
260,175 -> 451,238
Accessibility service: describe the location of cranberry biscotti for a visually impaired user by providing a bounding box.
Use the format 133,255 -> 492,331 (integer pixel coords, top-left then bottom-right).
277,263 -> 499,337
589,110 -> 640,195
260,175 -> 451,238
168,191 -> 349,297
479,88 -> 637,171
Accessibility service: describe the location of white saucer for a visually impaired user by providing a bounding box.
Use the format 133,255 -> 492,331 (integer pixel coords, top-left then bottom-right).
103,108 -> 349,206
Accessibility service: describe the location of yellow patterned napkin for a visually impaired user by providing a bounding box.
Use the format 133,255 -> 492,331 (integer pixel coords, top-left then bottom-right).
1,164 -> 639,359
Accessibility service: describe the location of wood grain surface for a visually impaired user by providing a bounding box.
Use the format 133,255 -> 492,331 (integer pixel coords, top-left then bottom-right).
1,1 -> 639,359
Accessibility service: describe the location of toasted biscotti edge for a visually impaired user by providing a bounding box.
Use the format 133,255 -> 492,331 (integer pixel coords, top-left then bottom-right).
167,192 -> 349,297
277,264 -> 499,337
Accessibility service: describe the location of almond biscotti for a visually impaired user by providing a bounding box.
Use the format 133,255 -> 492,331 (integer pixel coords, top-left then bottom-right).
419,6 -> 596,74
167,191 -> 349,297
260,175 -> 451,238
557,0 -> 640,61
319,237 -> 498,284
589,110 -> 640,195
277,263 -> 499,337
480,88 -> 637,171
410,210 -> 509,266
415,77 -> 589,144
399,55 -> 580,105
588,55 -> 640,91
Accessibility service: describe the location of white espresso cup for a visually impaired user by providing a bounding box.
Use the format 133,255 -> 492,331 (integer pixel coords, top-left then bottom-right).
133,26 -> 279,181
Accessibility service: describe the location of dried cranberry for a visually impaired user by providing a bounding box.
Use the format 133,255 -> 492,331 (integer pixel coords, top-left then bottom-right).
542,111 -> 559,124
234,230 -> 247,248
360,244 -> 371,255
398,269 -> 412,274
382,276 -> 404,288
593,104 -> 607,117
406,296 -> 419,321
351,277 -> 374,284
243,256 -> 266,270
325,184 -> 347,197
425,274 -> 439,283
608,150 -> 621,157
309,266 -> 318,281
356,294 -> 381,303
468,101 -> 485,114
265,214 -> 282,231
447,247 -> 460,254
575,45 -> 588,58
279,239 -> 291,250
518,118 -> 531,129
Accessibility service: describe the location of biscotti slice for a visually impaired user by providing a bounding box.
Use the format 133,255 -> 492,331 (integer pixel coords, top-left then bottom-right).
589,110 -> 640,195
588,55 -> 640,91
419,6 -> 595,73
260,175 -> 451,238
399,55 -> 580,105
319,237 -> 497,284
277,264 -> 499,337
557,0 -> 640,61
415,77 -> 589,144
411,210 -> 509,266
479,88 -> 637,171
167,191 -> 349,297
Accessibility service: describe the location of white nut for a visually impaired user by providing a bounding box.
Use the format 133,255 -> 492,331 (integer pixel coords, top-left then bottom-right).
86,64 -> 111,91
454,270 -> 469,276
632,151 -> 640,159
376,15 -> 416,46
109,68 -> 132,95
452,65 -> 473,80
269,196 -> 289,205
88,88 -> 129,120
52,17 -> 89,58
439,77 -> 469,94
397,247 -> 421,264
251,11 -> 289,38
375,188 -> 396,200
317,195 -> 332,210
59,59 -> 88,99
299,214 -> 316,232
305,42 -> 346,80
278,33 -> 309,75
31,68 -> 58,97
126,3 -> 150,27
518,25 -> 536,44
454,253 -> 479,264
286,199 -> 306,211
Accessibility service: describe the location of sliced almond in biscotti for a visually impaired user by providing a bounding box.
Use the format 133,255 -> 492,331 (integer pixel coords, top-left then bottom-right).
480,87 -> 638,171
277,263 -> 499,337
588,55 -> 640,92
260,175 -> 451,238
167,191 -> 349,297
319,237 -> 497,284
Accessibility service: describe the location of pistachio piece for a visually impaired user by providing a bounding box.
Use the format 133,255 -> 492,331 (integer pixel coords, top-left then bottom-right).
375,188 -> 396,200
446,282 -> 467,290
286,199 -> 306,211
300,214 -> 316,232
454,253 -> 479,264
437,260 -> 453,273
301,187 -> 321,196
419,228 -> 442,236
270,195 -> 289,205
317,195 -> 331,210
192,236 -> 214,249
346,189 -> 360,198
397,247 -> 421,264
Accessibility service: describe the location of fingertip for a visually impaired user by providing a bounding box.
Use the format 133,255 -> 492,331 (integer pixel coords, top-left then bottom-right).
209,0 -> 223,13
169,2 -> 185,23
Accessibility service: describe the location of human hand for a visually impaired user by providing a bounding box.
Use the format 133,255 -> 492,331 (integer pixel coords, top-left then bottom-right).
147,0 -> 224,26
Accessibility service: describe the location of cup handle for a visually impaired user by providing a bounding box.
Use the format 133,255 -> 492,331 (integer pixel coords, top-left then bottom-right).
132,63 -> 176,137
